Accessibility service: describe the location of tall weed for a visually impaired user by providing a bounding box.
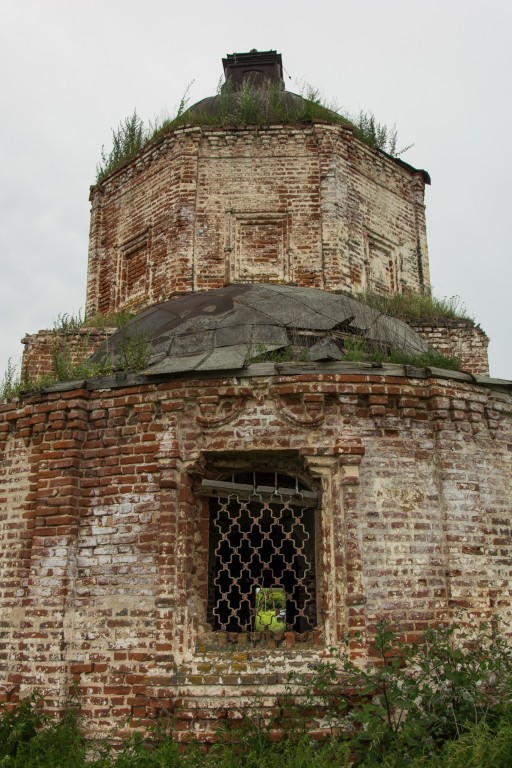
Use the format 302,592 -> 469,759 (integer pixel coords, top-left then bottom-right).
96,110 -> 149,181
0,359 -> 22,402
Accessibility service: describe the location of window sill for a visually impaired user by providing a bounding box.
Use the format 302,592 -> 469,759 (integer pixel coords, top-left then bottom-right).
196,627 -> 323,652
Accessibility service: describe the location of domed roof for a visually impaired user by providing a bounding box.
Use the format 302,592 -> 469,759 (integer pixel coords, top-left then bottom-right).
90,284 -> 431,376
185,90 -> 311,121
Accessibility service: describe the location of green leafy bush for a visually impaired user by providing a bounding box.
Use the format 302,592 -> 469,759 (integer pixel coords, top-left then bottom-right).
0,694 -> 86,767
289,621 -> 512,766
2,623 -> 512,766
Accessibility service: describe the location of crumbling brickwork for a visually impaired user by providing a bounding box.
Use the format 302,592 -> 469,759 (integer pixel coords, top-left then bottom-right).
409,319 -> 490,375
0,367 -> 510,738
2,49 -> 505,744
21,328 -> 116,383
86,123 -> 430,317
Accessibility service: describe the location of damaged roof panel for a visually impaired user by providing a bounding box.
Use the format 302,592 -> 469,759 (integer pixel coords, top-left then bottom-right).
90,283 -> 433,374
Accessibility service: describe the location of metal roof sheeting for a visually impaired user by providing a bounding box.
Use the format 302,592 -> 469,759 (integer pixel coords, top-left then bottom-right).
89,284 -> 431,375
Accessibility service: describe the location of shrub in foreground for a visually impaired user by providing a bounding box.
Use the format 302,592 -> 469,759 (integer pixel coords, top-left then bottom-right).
1,622 -> 512,766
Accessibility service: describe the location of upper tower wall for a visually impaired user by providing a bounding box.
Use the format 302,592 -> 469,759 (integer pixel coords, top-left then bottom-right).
86,69 -> 430,317
87,122 -> 430,317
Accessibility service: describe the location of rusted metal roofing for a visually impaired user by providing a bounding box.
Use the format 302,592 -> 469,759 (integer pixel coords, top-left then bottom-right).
90,284 -> 431,375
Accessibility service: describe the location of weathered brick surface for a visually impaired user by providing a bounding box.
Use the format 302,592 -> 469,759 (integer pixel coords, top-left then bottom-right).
0,430 -> 29,702
0,370 -> 510,736
21,328 -> 115,382
4,60 -> 504,746
86,123 -> 430,317
409,319 -> 489,375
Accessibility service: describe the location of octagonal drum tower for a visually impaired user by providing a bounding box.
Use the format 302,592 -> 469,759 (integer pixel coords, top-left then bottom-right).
1,51 -> 510,740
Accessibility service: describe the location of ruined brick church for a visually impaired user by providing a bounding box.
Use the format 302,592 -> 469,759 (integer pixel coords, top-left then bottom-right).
1,50 -> 511,738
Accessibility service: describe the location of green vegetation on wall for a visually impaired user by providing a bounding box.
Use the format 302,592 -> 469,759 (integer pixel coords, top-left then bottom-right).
0,310 -> 145,402
356,291 -> 475,324
0,291 -> 473,402
96,79 -> 411,182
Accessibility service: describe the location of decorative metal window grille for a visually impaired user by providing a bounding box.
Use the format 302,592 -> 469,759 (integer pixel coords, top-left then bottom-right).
203,471 -> 318,634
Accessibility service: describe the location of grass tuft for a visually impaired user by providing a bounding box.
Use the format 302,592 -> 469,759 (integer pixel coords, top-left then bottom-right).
356,291 -> 475,324
96,79 -> 411,182
85,309 -> 134,329
53,311 -> 85,333
342,337 -> 461,370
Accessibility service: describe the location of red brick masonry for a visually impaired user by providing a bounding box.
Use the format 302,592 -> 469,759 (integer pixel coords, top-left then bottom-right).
86,123 -> 430,317
0,365 -> 510,739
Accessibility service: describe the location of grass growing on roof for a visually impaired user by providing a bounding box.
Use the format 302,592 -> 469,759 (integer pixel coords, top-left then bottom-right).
341,337 -> 461,370
356,291 -> 475,324
96,78 -> 411,182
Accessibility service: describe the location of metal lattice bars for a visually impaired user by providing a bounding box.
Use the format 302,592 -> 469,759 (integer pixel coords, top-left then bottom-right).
208,493 -> 317,633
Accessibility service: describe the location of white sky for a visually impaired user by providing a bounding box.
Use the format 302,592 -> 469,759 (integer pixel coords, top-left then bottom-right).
0,0 -> 510,378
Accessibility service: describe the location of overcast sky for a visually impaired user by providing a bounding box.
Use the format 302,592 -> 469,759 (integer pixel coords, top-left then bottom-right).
1,0 -> 510,379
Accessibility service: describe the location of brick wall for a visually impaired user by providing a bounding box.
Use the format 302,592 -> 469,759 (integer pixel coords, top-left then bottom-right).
86,123 -> 430,317
0,430 -> 30,702
0,367 -> 510,736
409,319 -> 489,375
21,328 -> 116,382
